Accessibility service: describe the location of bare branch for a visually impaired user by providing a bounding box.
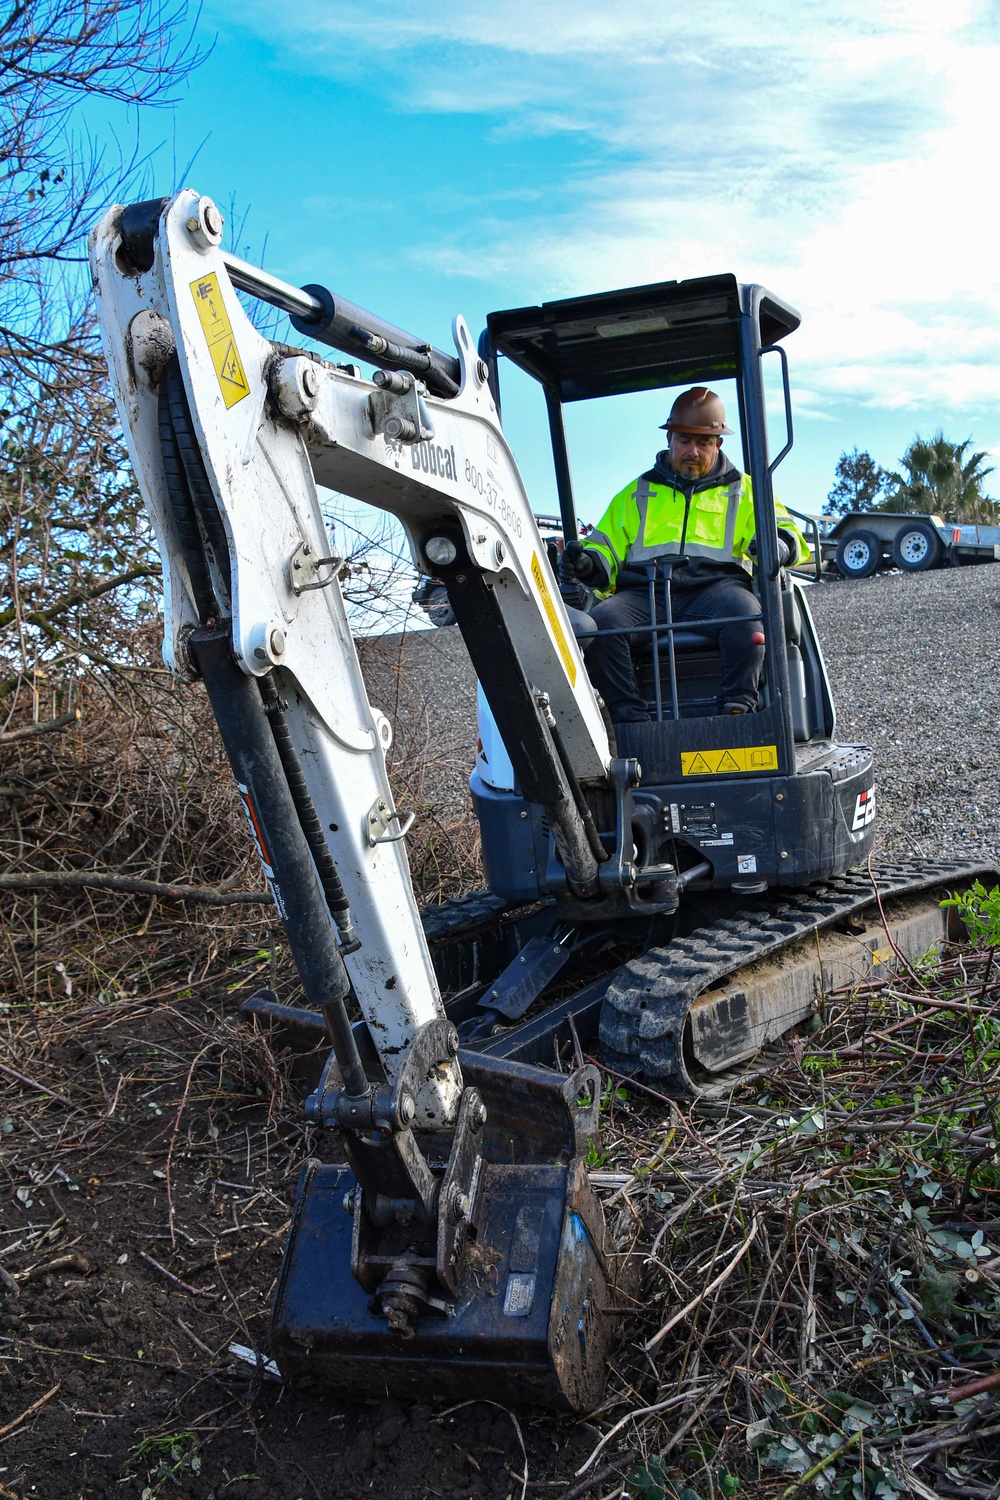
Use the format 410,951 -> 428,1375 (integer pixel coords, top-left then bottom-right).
0,707 -> 78,743
0,870 -> 271,905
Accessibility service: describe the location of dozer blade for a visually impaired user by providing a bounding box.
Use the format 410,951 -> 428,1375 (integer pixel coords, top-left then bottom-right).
271,1056 -> 629,1411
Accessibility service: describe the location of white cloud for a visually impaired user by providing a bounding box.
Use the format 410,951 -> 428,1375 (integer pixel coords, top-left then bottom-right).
221,0 -> 1000,417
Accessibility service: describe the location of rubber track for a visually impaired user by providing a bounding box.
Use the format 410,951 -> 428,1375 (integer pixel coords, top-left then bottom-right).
599,856 -> 998,1097
419,890 -> 519,945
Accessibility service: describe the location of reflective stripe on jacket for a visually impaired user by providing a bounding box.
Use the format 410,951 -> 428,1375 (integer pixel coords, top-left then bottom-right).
585,461 -> 810,591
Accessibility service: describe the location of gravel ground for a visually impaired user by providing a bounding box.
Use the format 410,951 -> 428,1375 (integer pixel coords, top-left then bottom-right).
368,564 -> 1000,877
359,627 -> 478,815
806,564 -> 1000,868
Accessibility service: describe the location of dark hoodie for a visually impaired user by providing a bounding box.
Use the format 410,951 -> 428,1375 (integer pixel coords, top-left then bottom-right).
631,449 -> 752,592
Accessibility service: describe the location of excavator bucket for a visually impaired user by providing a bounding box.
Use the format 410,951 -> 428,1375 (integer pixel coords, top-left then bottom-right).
271,1052 -> 631,1411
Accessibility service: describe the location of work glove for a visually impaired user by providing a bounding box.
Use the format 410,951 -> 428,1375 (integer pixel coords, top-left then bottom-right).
559,540 -> 600,583
559,577 -> 591,610
747,532 -> 796,568
558,541 -> 607,609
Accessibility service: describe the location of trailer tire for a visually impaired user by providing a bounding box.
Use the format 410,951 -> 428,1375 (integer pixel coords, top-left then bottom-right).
891,520 -> 943,572
414,579 -> 456,628
834,529 -> 881,578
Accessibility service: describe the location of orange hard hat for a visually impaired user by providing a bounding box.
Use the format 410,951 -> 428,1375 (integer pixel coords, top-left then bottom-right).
660,387 -> 732,435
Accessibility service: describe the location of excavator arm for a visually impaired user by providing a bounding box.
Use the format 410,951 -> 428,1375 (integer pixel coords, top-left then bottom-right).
89,189 -> 626,1409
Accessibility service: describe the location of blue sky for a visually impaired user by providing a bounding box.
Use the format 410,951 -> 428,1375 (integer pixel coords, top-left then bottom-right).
133,0 -> 1000,525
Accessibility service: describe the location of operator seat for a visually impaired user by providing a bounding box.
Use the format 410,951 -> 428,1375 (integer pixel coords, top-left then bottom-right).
635,578 -> 810,732
568,563 -> 811,732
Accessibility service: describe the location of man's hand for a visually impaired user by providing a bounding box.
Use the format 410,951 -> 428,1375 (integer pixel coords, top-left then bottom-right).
747,532 -> 796,568
559,577 -> 591,610
558,541 -> 607,609
777,529 -> 797,568
559,540 -> 599,583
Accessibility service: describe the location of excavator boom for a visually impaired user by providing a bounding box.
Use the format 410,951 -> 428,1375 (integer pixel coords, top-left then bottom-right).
89,189 -> 629,1409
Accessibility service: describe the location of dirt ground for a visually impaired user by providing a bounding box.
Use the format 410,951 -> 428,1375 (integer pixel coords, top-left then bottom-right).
5,570 -> 1000,1498
0,989 -> 608,1499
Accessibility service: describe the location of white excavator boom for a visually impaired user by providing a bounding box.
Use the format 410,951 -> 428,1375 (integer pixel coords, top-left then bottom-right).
89,188 -> 611,1127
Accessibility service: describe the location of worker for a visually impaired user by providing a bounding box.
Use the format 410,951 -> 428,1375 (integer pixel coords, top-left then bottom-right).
558,387 -> 809,723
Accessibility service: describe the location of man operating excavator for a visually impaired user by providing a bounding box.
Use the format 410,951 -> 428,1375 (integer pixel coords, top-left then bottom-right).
559,386 -> 810,724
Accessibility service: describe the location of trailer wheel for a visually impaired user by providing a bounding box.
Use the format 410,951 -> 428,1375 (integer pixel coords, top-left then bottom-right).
891,520 -> 943,572
834,529 -> 881,578
413,578 -> 456,627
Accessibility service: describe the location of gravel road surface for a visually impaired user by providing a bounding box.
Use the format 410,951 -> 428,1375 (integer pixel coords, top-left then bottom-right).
365,564 -> 1000,873
807,565 -> 999,867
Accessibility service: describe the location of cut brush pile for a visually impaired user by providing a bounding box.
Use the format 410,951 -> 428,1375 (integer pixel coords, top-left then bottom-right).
1,869 -> 999,1500
587,883 -> 1000,1500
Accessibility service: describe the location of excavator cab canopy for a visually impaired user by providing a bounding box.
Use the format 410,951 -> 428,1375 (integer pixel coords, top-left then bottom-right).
485,272 -> 800,405
482,272 -> 816,780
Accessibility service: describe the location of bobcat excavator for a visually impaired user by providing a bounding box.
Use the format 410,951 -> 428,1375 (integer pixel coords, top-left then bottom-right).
90,189 -> 992,1412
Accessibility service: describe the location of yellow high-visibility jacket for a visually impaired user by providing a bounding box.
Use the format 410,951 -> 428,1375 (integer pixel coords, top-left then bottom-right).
585,454 -> 811,591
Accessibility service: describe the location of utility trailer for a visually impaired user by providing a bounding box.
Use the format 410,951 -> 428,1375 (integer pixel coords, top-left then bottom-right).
824,510 -> 1000,578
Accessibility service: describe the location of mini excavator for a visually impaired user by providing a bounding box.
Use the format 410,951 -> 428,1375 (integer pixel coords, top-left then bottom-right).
90,190 -> 994,1411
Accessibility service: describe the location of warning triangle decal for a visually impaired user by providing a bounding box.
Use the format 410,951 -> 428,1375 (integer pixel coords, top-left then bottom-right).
686,753 -> 714,775
717,751 -> 742,772
219,340 -> 249,392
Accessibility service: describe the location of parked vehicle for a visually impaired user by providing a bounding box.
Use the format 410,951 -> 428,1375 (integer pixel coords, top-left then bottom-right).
414,513 -> 590,625
823,511 -> 1000,578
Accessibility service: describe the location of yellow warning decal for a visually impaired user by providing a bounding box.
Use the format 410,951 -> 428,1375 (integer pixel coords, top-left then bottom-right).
871,946 -> 892,966
531,552 -> 577,686
680,744 -> 779,777
189,271 -> 251,408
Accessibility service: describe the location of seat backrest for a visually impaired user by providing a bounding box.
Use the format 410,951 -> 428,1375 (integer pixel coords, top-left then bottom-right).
782,584 -> 802,647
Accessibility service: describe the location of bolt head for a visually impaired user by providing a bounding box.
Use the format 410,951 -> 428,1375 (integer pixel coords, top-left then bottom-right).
398,1092 -> 416,1125
446,1026 -> 460,1057
780,850 -> 789,860
449,1189 -> 470,1222
269,628 -> 285,656
187,197 -> 223,248
476,358 -> 490,383
469,1098 -> 488,1131
301,363 -> 319,397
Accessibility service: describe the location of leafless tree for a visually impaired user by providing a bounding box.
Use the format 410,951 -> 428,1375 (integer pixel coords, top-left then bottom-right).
0,1 -> 206,701
0,0 -> 205,405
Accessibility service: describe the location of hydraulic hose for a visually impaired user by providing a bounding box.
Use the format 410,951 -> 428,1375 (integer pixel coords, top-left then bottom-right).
190,628 -> 369,1099
156,376 -> 217,622
537,695 -> 607,866
164,358 -> 232,606
259,674 -> 359,953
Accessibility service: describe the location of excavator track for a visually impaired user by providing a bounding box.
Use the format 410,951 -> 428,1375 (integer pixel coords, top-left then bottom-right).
599,857 -> 998,1099
419,890 -> 520,944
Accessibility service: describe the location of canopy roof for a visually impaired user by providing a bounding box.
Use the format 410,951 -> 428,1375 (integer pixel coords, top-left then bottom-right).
486,273 -> 800,403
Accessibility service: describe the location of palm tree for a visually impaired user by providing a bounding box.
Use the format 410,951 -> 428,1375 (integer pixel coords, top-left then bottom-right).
883,433 -> 999,522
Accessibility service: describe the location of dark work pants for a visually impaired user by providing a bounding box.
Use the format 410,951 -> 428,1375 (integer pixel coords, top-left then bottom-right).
586,579 -> 765,723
